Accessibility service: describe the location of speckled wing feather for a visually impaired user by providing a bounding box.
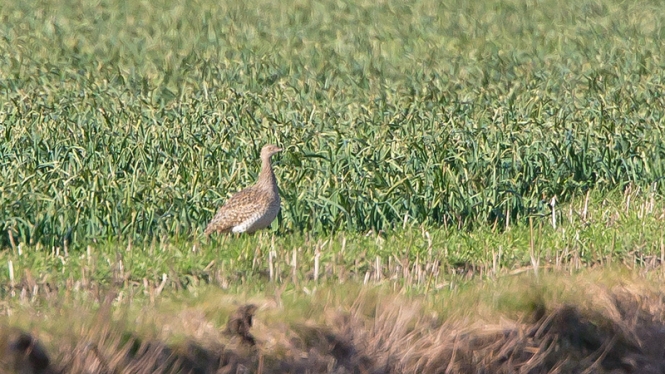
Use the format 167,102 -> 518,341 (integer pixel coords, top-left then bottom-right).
204,187 -> 270,235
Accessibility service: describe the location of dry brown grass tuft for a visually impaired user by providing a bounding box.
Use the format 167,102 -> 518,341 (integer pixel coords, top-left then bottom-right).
4,273 -> 665,373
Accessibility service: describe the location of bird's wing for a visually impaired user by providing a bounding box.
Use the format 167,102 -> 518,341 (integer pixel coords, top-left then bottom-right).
204,187 -> 270,235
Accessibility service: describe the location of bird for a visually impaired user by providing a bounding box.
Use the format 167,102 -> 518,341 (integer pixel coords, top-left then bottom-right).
204,144 -> 282,236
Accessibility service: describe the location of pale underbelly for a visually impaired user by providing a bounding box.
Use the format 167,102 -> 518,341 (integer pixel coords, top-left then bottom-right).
232,207 -> 280,233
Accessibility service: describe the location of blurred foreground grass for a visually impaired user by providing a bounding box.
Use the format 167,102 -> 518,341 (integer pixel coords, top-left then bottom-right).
3,267 -> 665,372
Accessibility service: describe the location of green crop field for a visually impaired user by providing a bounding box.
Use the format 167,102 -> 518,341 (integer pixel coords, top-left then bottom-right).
1,0 -> 665,372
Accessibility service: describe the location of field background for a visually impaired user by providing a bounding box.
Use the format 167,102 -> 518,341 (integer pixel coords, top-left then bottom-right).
2,0 -> 665,247
1,0 -> 665,372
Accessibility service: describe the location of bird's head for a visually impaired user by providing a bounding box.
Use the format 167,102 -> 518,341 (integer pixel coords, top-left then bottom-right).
260,144 -> 282,159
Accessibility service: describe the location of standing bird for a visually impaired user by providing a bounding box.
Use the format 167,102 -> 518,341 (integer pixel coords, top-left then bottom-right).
204,144 -> 282,236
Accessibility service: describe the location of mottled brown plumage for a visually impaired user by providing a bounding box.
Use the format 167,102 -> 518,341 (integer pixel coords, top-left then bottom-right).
204,144 -> 282,236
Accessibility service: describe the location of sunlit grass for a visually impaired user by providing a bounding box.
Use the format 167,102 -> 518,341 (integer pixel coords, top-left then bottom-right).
0,190 -> 662,303
1,0 -> 665,247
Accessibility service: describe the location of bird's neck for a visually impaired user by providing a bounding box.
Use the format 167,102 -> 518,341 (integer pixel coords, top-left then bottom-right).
257,157 -> 277,190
